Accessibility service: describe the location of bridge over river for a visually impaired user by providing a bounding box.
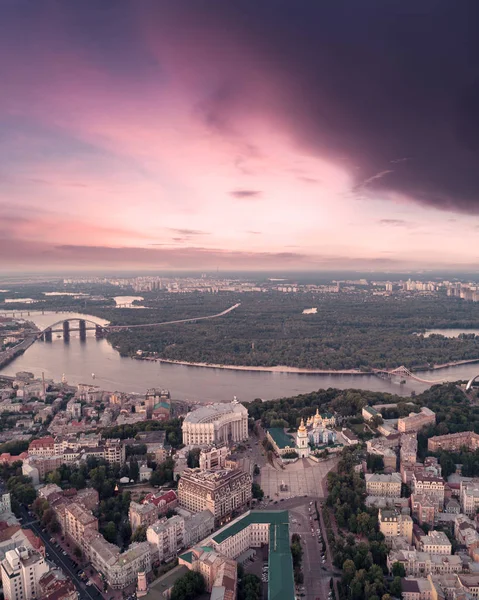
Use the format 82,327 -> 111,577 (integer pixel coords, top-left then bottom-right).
37,303 -> 241,341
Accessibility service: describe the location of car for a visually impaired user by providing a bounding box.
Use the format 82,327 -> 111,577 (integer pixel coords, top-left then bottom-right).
62,551 -> 67,556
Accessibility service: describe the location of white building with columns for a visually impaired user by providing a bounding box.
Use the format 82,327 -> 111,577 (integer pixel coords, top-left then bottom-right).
182,399 -> 248,446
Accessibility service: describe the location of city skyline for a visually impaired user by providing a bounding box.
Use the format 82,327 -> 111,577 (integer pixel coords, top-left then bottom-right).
1,1 -> 479,271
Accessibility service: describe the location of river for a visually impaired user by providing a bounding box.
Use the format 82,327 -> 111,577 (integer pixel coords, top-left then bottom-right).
1,311 -> 478,403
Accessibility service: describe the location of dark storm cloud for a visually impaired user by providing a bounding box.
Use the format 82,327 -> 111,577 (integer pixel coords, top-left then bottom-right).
164,0 -> 479,213
230,190 -> 262,199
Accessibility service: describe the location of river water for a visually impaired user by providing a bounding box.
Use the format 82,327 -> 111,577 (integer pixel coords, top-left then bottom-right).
1,311 -> 478,403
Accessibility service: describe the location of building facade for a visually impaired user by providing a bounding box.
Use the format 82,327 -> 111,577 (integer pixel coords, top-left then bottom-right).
379,509 -> 413,547
1,547 -> 49,600
129,502 -> 158,532
182,401 -> 248,446
398,408 -> 436,433
146,516 -> 185,563
178,467 -> 252,526
365,473 -> 402,497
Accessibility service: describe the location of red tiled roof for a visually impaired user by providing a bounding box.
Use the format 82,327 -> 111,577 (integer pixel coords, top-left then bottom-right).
23,528 -> 44,551
29,437 -> 54,448
144,490 -> 177,507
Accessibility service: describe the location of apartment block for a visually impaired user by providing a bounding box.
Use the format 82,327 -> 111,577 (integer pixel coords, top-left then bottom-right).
387,549 -> 462,576
419,530 -> 452,555
428,431 -> 479,453
64,503 -> 98,548
84,531 -> 151,590
411,495 -> 436,527
28,437 -> 55,457
365,473 -> 402,497
378,509 -> 413,547
146,516 -> 185,563
1,547 -> 49,600
460,481 -> 479,516
183,510 -> 215,548
412,474 -> 445,511
398,408 -> 435,433
400,434 -> 418,467
129,502 -> 158,532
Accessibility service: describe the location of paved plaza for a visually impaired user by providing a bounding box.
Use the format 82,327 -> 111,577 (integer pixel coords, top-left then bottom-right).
260,455 -> 338,499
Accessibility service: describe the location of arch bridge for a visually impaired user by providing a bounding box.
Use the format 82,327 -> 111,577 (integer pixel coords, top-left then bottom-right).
466,375 -> 479,391
38,318 -> 107,342
372,365 -> 446,384
37,302 -> 241,342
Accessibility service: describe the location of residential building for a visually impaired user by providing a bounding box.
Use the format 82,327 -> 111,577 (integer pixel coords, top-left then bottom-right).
460,481 -> 479,516
129,502 -> 158,532
84,531 -> 151,590
182,400 -> 248,446
411,495 -> 436,527
28,437 -> 55,457
428,431 -> 479,453
146,516 -> 185,563
1,547 -> 49,600
178,467 -> 252,526
0,483 -> 11,514
398,408 -> 435,433
362,406 -> 380,422
365,473 -> 402,497
38,569 -> 78,600
400,434 -> 418,467
401,577 -> 433,600
378,509 -> 413,547
457,574 -> 479,598
0,527 -> 43,562
64,503 -> 98,548
179,547 -> 237,599
412,475 -> 445,511
387,549 -> 462,576
183,510 -> 215,547
23,456 -> 63,480
419,531 -> 452,555
143,491 -> 178,516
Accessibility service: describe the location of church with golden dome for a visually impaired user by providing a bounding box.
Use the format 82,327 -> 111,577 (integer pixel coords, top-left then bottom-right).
266,408 -> 337,458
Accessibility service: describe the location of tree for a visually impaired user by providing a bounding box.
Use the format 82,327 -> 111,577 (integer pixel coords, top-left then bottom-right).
186,448 -> 201,468
73,546 -> 82,560
45,470 -> 62,486
343,559 -> 356,583
170,571 -> 206,600
103,521 -> 117,544
391,562 -> 405,578
129,459 -> 140,482
389,576 -> 402,597
252,483 -> 264,500
132,525 -> 147,543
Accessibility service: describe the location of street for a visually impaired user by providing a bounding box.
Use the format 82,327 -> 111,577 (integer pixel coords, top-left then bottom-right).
18,505 -> 104,600
289,502 -> 336,600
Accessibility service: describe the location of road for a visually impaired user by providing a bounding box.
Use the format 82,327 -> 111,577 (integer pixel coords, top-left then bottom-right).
106,302 -> 241,330
289,502 -> 336,600
18,505 -> 103,600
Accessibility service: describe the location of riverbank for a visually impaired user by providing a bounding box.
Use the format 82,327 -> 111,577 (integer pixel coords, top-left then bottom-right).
139,357 -> 371,375
137,355 -> 479,375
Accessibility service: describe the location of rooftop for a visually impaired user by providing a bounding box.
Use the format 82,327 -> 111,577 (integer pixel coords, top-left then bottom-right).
267,428 -> 295,450
184,402 -> 247,425
211,510 -> 294,600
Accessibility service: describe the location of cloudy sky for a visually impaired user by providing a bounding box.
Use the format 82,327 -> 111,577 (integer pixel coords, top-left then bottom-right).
1,0 -> 479,271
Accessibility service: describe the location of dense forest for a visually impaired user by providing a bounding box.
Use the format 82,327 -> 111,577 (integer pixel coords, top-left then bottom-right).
87,292 -> 479,370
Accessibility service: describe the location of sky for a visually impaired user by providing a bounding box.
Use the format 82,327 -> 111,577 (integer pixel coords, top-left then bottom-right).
1,0 -> 479,271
